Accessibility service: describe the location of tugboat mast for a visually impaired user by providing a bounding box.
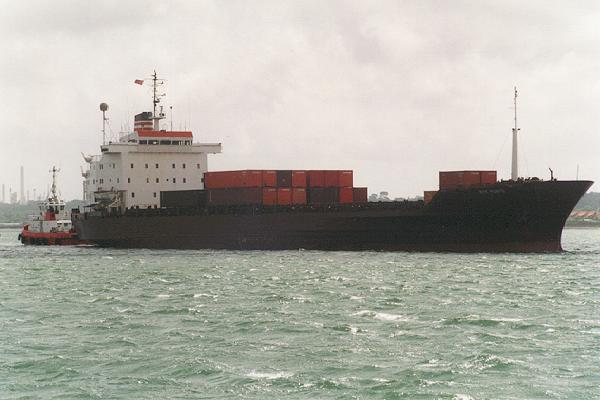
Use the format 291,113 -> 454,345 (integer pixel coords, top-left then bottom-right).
511,87 -> 519,180
49,166 -> 60,202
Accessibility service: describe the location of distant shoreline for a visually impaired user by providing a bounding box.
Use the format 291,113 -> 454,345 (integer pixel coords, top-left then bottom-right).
0,223 -> 22,229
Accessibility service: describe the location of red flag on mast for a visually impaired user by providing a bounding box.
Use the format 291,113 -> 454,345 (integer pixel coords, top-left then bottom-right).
134,79 -> 144,85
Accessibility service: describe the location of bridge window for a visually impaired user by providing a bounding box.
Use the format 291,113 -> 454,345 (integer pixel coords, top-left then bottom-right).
139,140 -> 148,145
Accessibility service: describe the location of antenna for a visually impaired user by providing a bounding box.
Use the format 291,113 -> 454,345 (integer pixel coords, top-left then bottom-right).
170,105 -> 173,131
100,102 -> 109,145
511,87 -> 519,180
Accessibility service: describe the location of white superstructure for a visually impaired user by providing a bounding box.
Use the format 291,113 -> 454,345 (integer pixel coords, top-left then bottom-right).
82,72 -> 222,211
27,167 -> 72,233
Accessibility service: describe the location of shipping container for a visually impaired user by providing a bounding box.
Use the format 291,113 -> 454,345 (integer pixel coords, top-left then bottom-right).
291,170 -> 307,187
160,190 -> 207,208
324,170 -> 339,187
308,187 -> 339,204
208,187 -> 262,206
423,190 -> 438,205
262,170 -> 277,187
352,187 -> 368,203
439,170 -> 498,190
241,170 -> 262,187
480,171 -> 497,185
339,170 -> 353,187
292,188 -> 307,205
463,171 -> 481,187
277,170 -> 292,187
262,187 -> 277,205
339,187 -> 353,204
308,170 -> 325,187
277,188 -> 292,205
204,171 -> 244,189
439,171 -> 464,190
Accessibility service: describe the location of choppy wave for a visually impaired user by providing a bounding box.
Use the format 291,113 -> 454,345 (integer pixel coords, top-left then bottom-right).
1,228 -> 599,398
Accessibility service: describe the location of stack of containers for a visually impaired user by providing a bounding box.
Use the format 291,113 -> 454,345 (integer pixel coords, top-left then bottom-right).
203,169 -> 368,206
439,170 -> 497,190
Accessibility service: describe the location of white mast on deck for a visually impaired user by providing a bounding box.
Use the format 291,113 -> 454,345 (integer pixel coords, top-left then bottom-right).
49,166 -> 60,202
511,87 -> 519,180
151,70 -> 166,130
100,102 -> 109,145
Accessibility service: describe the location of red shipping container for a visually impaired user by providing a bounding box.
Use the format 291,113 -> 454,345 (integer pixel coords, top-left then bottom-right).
292,188 -> 307,205
324,170 -> 339,187
338,170 -> 353,187
277,188 -> 292,205
424,190 -> 438,205
308,170 -> 325,187
291,170 -> 307,187
204,171 -> 241,189
240,170 -> 262,187
352,187 -> 368,203
339,187 -> 353,204
262,170 -> 277,187
463,171 -> 481,187
439,171 -> 464,190
481,171 -> 497,185
262,187 -> 277,205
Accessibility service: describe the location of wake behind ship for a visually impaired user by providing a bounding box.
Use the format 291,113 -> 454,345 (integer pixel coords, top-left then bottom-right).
72,75 -> 593,252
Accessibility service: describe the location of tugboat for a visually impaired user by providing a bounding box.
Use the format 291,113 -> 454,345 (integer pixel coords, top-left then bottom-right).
19,167 -> 85,245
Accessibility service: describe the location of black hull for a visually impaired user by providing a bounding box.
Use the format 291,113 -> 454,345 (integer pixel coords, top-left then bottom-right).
72,180 -> 593,252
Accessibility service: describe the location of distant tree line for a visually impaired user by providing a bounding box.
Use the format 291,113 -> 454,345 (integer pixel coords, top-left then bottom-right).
574,192 -> 600,210
0,200 -> 85,223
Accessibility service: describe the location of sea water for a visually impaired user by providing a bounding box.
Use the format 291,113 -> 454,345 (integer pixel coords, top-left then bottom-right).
1,228 -> 599,399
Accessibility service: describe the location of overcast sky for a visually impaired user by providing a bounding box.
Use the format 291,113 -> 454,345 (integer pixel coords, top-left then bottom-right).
1,0 -> 598,200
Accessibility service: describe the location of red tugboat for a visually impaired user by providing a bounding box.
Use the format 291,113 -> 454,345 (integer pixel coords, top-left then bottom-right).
19,167 -> 85,245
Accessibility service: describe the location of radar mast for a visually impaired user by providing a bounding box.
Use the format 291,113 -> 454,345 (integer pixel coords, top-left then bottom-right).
151,70 -> 166,130
49,166 -> 60,202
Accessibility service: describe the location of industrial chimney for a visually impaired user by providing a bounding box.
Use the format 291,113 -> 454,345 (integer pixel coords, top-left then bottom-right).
20,166 -> 25,205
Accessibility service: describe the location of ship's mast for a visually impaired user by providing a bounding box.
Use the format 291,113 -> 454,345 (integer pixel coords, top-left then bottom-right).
100,102 -> 109,145
50,166 -> 60,202
151,70 -> 166,130
511,87 -> 519,180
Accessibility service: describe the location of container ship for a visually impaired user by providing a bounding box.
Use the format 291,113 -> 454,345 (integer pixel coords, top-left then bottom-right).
72,75 -> 592,252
